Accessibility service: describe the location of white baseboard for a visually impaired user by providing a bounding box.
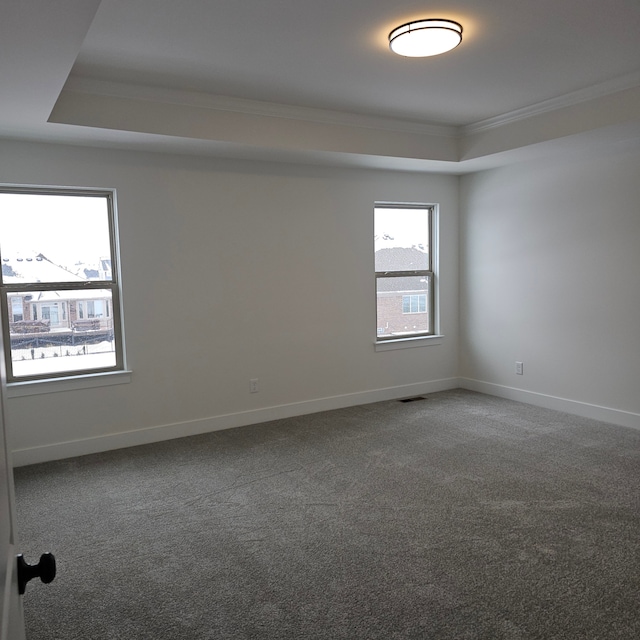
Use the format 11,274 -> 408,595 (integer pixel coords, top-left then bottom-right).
13,377 -> 639,467
460,378 -> 640,431
12,377 -> 460,467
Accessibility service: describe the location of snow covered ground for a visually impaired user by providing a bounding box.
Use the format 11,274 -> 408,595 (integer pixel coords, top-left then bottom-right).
11,341 -> 116,377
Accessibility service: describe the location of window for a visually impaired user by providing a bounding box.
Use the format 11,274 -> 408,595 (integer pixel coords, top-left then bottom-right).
375,203 -> 434,341
11,298 -> 23,322
402,294 -> 427,314
0,187 -> 126,382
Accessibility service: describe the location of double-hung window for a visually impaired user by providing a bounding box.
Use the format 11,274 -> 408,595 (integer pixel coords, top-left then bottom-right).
375,203 -> 434,341
0,187 -> 126,382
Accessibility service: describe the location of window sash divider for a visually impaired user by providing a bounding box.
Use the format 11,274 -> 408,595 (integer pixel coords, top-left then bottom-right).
375,270 -> 433,278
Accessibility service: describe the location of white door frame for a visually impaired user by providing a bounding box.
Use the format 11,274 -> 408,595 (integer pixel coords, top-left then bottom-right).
1,328 -> 25,639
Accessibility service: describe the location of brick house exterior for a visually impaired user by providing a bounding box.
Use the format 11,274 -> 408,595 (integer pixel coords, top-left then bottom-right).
2,254 -> 114,341
375,246 -> 431,338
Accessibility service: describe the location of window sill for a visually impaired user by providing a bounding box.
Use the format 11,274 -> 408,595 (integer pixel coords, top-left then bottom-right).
375,335 -> 444,352
6,370 -> 132,398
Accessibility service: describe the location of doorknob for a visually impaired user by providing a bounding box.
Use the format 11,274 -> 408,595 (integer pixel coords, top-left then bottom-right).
17,553 -> 56,595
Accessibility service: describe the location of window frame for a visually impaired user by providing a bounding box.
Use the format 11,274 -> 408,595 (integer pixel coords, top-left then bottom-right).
0,185 -> 127,383
375,202 -> 435,343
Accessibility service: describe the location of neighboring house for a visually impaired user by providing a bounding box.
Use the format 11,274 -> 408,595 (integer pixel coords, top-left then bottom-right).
2,254 -> 114,347
375,246 -> 430,337
73,257 -> 113,281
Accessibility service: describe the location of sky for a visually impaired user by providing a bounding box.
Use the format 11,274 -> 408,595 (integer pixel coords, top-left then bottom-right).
374,207 -> 429,252
0,192 -> 112,268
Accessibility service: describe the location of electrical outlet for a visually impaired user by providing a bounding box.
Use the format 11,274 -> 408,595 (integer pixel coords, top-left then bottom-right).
515,361 -> 524,375
250,378 -> 259,393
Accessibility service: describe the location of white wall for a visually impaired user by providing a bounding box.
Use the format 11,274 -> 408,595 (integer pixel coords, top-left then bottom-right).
460,141 -> 640,426
0,141 -> 459,464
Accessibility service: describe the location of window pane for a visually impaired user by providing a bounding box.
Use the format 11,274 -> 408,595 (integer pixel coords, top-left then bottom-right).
11,298 -> 23,321
377,275 -> 430,338
7,289 -> 117,379
375,207 -> 429,272
0,193 -> 112,283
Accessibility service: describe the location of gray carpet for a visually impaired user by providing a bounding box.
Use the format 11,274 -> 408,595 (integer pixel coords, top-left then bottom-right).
13,389 -> 640,639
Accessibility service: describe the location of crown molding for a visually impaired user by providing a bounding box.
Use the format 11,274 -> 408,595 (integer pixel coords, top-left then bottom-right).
52,71 -> 640,169
62,70 -> 640,144
462,70 -> 640,136
62,76 -> 458,138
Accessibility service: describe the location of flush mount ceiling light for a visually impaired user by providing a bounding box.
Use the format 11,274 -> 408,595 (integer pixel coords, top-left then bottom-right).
389,19 -> 463,57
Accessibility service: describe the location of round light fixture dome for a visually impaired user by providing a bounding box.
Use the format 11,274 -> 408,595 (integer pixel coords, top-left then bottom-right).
389,19 -> 463,57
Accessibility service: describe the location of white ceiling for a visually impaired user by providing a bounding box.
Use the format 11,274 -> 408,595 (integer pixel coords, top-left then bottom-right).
2,0 -> 640,172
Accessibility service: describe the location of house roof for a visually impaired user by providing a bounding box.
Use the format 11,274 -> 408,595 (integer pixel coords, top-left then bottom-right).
1,254 -> 84,285
375,247 -> 430,293
375,246 -> 428,273
74,258 -> 112,280
377,276 -> 428,294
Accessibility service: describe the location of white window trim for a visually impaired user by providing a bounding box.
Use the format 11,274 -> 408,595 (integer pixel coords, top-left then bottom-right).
374,334 -> 444,352
6,369 -> 132,397
374,202 -> 441,348
0,184 -> 128,384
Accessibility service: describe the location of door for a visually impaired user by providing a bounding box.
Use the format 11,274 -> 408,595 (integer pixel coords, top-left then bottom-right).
0,372 -> 26,640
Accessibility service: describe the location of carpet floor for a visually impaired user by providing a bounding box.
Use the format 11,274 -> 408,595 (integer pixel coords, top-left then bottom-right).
13,389 -> 640,639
